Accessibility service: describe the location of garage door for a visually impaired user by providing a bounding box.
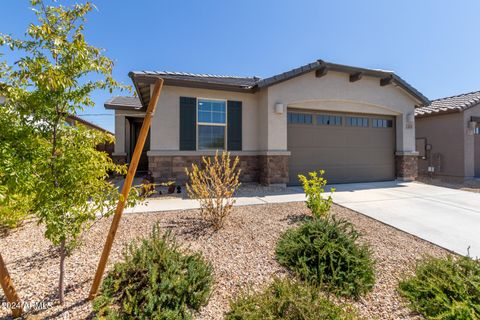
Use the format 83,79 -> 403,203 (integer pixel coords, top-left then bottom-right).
287,110 -> 395,185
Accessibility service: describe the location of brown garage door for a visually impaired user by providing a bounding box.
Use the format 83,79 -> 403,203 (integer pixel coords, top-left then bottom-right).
287,110 -> 395,185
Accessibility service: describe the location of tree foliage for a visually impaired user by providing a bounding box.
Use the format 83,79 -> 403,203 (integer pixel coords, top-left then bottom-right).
0,0 -> 134,302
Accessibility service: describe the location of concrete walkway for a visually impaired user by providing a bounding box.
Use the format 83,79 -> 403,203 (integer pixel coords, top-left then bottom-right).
125,181 -> 480,257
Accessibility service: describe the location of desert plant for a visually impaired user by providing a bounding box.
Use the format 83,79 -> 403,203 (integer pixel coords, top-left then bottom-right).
185,151 -> 241,230
93,225 -> 213,319
398,255 -> 480,320
276,217 -> 375,298
225,278 -> 361,320
298,170 -> 335,219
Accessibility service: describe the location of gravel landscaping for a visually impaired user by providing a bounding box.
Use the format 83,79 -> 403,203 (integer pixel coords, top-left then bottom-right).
0,202 -> 450,320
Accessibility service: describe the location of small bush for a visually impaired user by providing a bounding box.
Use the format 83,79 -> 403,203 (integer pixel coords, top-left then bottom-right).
185,151 -> 241,230
298,170 -> 335,219
398,255 -> 480,319
276,217 -> 375,298
225,278 -> 361,320
93,225 -> 213,319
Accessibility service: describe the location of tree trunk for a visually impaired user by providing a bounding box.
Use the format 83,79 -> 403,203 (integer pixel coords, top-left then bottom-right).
59,240 -> 66,304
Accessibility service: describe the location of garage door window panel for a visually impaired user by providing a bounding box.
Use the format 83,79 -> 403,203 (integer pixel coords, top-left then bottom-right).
288,112 -> 313,124
317,115 -> 342,126
346,117 -> 369,127
373,118 -> 393,128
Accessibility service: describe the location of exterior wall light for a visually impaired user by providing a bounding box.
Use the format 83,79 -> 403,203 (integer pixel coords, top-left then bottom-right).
274,103 -> 284,114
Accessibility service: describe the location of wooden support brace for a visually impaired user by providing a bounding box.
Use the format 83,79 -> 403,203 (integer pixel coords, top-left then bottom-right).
88,78 -> 164,300
380,75 -> 393,86
349,72 -> 363,82
315,66 -> 328,78
0,253 -> 22,317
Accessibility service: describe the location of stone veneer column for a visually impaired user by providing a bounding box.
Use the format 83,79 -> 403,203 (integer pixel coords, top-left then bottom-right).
395,152 -> 418,181
258,155 -> 289,185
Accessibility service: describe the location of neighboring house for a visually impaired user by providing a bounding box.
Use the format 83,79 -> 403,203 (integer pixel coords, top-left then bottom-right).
105,59 -> 429,186
66,114 -> 115,157
415,91 -> 480,178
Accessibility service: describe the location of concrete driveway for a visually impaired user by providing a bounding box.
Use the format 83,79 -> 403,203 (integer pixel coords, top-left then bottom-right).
330,181 -> 480,257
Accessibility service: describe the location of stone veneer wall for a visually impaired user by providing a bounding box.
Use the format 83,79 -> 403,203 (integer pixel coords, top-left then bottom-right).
395,155 -> 418,181
148,155 -> 289,185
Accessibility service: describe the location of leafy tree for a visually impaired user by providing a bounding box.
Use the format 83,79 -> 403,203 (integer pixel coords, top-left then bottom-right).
0,0 -> 135,303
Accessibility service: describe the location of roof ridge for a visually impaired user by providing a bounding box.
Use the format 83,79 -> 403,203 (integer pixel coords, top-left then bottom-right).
431,89 -> 480,102
148,70 -> 259,80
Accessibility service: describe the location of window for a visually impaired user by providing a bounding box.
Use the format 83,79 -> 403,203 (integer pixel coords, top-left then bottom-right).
317,115 -> 342,126
197,99 -> 226,150
372,118 -> 393,128
288,112 -> 313,124
346,116 -> 369,127
475,127 -> 480,135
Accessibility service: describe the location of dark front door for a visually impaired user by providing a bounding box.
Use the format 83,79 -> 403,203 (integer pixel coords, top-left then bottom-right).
129,117 -> 150,173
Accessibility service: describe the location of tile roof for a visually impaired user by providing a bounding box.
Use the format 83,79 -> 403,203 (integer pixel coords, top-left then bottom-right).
105,60 -> 429,110
130,71 -> 259,89
104,96 -> 142,110
415,90 -> 480,117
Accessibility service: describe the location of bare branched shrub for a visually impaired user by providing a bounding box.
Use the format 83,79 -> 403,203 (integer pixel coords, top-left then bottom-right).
185,151 -> 241,230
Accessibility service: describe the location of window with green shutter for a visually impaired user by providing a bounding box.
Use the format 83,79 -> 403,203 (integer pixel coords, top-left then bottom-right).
227,100 -> 242,151
179,97 -> 197,150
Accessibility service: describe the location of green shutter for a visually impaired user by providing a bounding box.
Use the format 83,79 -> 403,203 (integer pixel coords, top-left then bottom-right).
179,97 -> 197,150
227,100 -> 242,151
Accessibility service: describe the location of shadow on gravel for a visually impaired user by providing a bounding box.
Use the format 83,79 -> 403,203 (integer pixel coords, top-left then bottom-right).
11,246 -> 60,273
162,216 -> 214,239
282,213 -> 310,225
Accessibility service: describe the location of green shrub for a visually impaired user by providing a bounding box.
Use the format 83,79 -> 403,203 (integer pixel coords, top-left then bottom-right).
298,170 -> 335,219
275,217 -> 374,298
225,278 -> 361,320
398,255 -> 480,320
93,225 -> 213,319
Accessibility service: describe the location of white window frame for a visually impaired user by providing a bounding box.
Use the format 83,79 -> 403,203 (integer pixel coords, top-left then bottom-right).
196,98 -> 228,151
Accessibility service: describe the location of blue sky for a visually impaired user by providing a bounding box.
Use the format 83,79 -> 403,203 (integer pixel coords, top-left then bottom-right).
1,0 -> 480,132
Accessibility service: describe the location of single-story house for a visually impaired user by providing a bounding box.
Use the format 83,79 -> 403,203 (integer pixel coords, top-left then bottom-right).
105,59 -> 429,186
415,90 -> 480,178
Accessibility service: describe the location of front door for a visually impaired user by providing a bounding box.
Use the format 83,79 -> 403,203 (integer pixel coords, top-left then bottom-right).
129,118 -> 150,173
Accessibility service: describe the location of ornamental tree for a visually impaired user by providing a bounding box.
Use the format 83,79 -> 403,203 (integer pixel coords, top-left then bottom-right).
0,0 -> 137,303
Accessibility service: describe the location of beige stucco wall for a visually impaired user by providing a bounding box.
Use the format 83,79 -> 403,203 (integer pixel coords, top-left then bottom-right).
148,85 -> 260,155
264,71 -> 419,153
116,70 -> 420,160
113,109 -> 145,156
416,113 -> 466,177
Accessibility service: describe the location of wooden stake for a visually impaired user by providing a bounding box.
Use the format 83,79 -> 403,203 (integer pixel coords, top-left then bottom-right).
89,78 -> 164,299
0,252 -> 23,317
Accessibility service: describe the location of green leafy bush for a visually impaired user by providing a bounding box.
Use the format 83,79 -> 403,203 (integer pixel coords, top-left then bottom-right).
93,225 -> 213,319
398,255 -> 480,320
225,278 -> 361,320
298,170 -> 335,219
276,217 -> 374,298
